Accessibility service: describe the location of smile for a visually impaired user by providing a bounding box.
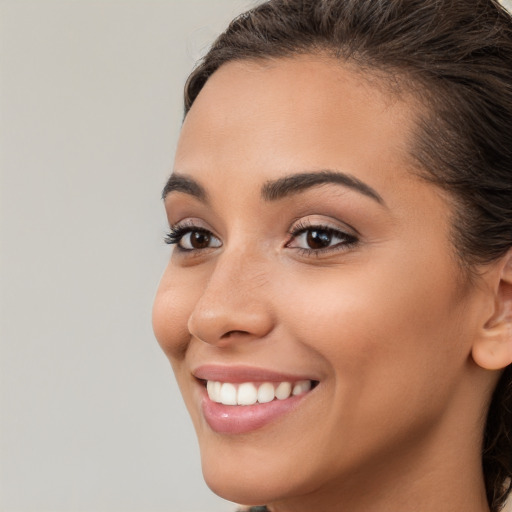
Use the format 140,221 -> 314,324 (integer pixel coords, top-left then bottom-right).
193,366 -> 319,434
206,380 -> 313,406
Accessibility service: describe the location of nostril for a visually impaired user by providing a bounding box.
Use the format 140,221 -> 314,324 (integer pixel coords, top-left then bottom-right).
221,329 -> 251,339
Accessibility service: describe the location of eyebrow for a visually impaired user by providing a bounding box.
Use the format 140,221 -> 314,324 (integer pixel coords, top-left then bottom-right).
162,173 -> 207,201
261,170 -> 384,204
162,169 -> 384,206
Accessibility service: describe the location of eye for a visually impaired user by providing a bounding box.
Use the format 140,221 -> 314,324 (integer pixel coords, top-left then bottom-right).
178,230 -> 221,250
165,225 -> 222,251
286,222 -> 358,254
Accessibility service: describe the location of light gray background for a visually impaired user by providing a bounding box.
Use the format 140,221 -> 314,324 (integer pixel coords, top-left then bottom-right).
1,1 -> 511,512
0,1 -> 256,511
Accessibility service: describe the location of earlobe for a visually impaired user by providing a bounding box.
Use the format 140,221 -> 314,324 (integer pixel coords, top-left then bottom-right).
472,336 -> 512,371
472,249 -> 512,371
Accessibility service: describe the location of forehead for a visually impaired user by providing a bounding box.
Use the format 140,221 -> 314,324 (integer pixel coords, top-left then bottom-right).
175,56 -> 420,184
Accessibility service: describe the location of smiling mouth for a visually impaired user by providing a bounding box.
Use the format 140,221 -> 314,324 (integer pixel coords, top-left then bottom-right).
204,379 -> 317,406
195,369 -> 320,433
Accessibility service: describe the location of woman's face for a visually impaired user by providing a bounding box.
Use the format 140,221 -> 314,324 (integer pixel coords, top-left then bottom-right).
153,57 -> 489,508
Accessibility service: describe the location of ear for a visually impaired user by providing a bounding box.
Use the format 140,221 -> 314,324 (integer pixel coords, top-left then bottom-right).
472,249 -> 512,370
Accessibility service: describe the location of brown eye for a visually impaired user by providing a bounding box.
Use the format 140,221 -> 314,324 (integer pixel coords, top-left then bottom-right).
287,224 -> 358,254
178,230 -> 221,250
306,229 -> 333,249
165,228 -> 222,251
189,231 -> 211,249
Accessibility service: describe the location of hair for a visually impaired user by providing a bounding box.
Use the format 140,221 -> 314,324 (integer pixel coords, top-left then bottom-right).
182,0 -> 512,509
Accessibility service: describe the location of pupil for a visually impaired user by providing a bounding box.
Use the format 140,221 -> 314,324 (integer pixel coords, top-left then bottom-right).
306,230 -> 332,249
191,231 -> 210,249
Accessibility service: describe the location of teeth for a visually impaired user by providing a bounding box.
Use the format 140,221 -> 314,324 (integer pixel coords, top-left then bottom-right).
220,383 -> 237,405
275,381 -> 292,400
257,382 -> 275,404
292,380 -> 311,395
237,383 -> 258,406
206,379 -> 313,405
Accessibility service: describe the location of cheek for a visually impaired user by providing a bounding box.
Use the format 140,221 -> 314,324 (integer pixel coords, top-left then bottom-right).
152,266 -> 197,363
266,261 -> 470,472
281,256 -> 468,408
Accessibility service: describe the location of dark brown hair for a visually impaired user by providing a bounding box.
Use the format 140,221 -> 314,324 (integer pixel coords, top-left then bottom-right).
183,1 -> 512,509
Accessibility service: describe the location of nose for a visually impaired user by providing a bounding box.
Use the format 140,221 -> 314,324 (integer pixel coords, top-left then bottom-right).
187,249 -> 275,347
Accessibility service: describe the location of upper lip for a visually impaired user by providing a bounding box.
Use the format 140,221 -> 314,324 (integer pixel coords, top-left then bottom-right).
193,364 -> 317,383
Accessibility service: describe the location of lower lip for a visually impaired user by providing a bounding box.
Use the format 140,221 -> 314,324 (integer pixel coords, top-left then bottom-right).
201,389 -> 310,434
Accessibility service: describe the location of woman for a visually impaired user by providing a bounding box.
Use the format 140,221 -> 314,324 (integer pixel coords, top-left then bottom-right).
153,0 -> 512,511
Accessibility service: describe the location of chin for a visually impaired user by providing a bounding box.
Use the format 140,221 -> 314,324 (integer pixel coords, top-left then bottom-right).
204,475 -> 269,509
199,443 -> 296,506
203,470 -> 291,509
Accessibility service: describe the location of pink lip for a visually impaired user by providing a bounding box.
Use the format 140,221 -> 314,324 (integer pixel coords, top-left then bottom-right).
193,365 -> 317,435
193,364 -> 314,383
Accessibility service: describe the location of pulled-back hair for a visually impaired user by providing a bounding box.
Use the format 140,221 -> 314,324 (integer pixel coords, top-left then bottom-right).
183,1 -> 512,509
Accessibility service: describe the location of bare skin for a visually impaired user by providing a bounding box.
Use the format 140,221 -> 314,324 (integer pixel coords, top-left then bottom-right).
153,56 -> 509,512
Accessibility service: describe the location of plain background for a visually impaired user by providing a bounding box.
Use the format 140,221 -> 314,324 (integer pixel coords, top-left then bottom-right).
0,1 -> 256,511
1,1 -> 512,512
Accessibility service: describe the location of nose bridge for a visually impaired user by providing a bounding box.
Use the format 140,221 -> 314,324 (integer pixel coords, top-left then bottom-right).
187,245 -> 274,345
217,245 -> 269,294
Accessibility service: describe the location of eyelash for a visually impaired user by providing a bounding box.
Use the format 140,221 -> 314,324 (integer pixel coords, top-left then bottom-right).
285,220 -> 359,256
164,221 -> 212,247
164,221 -> 359,255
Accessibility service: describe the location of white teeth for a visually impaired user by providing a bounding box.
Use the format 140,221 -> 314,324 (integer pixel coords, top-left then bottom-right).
206,379 -> 313,405
257,382 -> 275,404
292,380 -> 312,396
237,383 -> 258,405
207,380 -> 222,403
275,381 -> 292,400
220,383 -> 237,405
